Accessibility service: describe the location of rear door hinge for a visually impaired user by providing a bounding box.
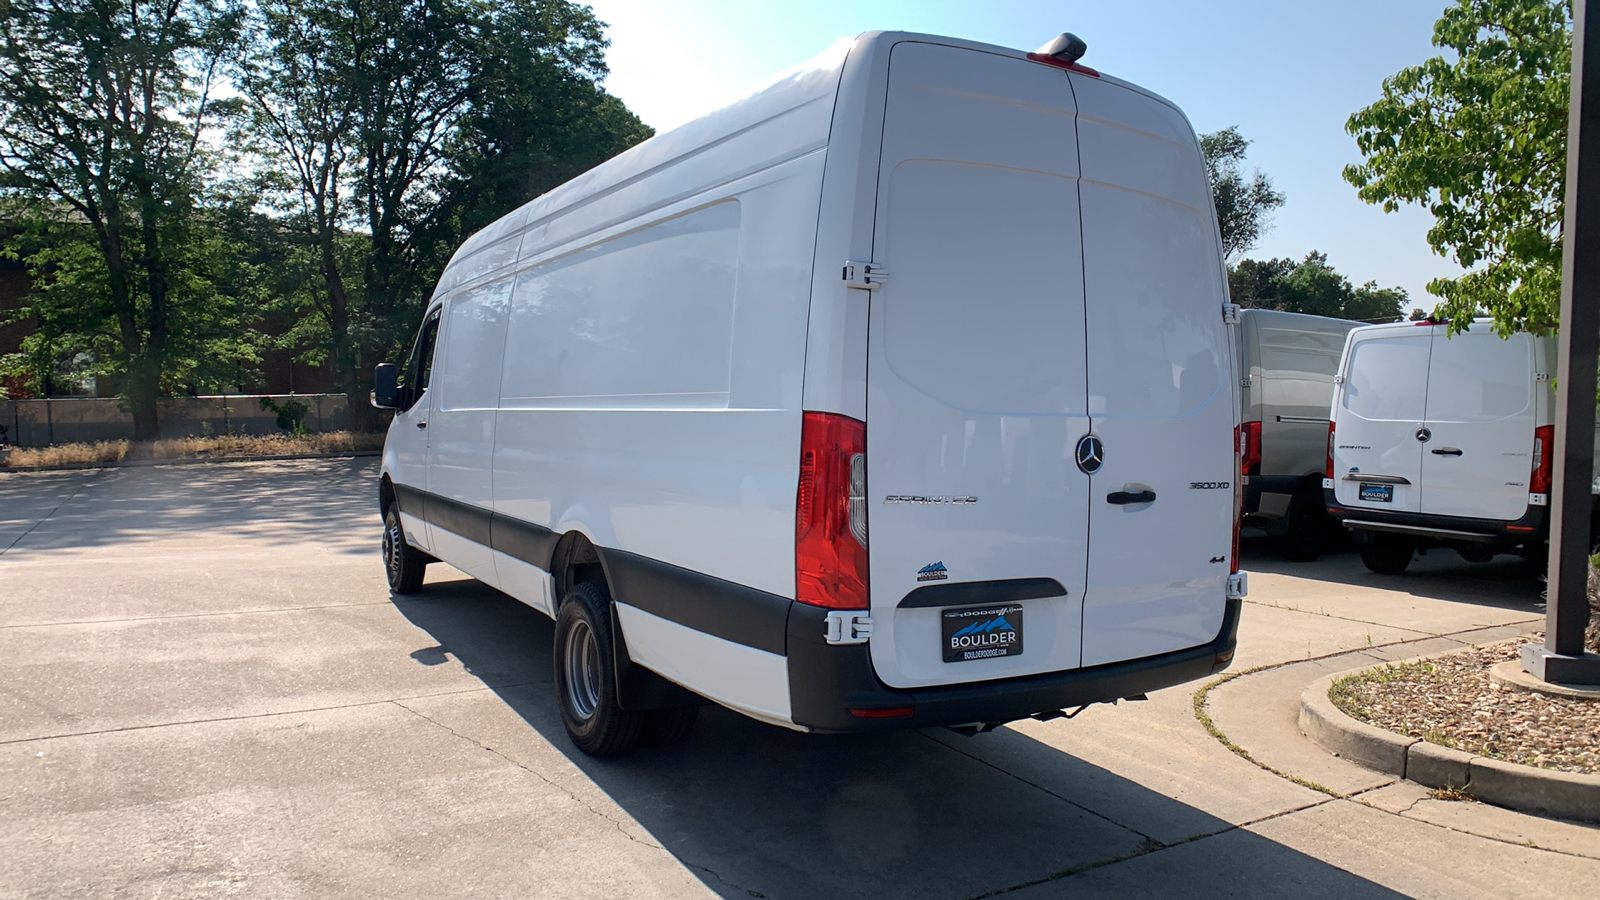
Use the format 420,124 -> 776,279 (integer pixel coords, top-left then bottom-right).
843,260 -> 889,290
824,610 -> 873,645
1222,302 -> 1241,324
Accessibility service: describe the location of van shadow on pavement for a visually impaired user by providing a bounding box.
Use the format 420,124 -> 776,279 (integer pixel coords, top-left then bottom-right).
392,577 -> 1406,900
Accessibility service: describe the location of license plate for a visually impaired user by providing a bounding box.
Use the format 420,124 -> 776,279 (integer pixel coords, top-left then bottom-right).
1359,483 -> 1394,503
941,604 -> 1024,663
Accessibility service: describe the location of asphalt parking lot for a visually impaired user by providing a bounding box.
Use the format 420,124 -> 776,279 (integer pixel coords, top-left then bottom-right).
3,458 -> 1597,898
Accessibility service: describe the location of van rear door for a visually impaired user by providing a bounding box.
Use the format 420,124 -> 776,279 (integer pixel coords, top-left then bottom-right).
1070,75 -> 1235,667
1332,327 -> 1430,514
863,41 -> 1090,689
1418,329 -> 1537,520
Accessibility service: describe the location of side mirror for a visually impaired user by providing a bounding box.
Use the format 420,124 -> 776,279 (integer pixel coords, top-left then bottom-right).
371,363 -> 401,409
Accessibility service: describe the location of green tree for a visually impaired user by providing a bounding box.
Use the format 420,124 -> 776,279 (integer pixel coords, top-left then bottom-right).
1229,251 -> 1407,322
238,0 -> 647,429
1344,0 -> 1571,335
1200,126 -> 1286,260
0,0 -> 246,438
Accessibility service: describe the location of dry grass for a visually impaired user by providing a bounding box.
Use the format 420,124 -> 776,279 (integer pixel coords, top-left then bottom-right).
1,431 -> 385,469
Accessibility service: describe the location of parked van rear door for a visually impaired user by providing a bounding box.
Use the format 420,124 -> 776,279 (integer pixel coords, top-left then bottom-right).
864,41 -> 1090,689
1331,327 -> 1430,514
1070,74 -> 1235,667
1418,329 -> 1537,520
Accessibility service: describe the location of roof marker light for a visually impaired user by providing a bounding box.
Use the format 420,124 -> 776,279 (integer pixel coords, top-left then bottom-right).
1027,32 -> 1100,77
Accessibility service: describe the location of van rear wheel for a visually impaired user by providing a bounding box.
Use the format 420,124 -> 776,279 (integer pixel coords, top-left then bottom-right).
382,507 -> 428,594
1358,535 -> 1415,575
554,582 -> 643,757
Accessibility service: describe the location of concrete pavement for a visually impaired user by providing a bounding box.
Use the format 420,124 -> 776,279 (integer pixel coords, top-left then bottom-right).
2,459 -> 1595,898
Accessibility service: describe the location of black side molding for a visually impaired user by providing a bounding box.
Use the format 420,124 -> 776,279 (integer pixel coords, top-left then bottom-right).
599,548 -> 792,656
897,577 -> 1067,609
490,513 -> 559,571
386,483 -> 791,655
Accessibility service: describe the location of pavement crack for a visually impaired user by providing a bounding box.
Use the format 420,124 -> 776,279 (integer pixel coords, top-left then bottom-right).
388,700 -> 665,854
0,685 -> 521,746
1242,599 -> 1436,635
917,729 -> 1162,846
0,601 -> 394,630
1,468 -> 105,556
962,797 -> 1340,899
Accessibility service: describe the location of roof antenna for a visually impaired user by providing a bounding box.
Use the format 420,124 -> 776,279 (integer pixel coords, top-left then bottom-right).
1035,33 -> 1087,66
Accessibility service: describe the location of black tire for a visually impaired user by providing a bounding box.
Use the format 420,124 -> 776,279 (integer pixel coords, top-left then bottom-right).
1277,487 -> 1327,563
1359,535 -> 1415,575
382,506 -> 428,594
638,706 -> 700,747
554,582 -> 643,757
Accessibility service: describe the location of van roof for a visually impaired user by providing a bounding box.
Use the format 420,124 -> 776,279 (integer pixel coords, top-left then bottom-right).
438,30 -> 1192,297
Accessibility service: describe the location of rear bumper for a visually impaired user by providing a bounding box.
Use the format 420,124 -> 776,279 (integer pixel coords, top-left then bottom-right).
1323,489 -> 1547,545
785,598 -> 1242,733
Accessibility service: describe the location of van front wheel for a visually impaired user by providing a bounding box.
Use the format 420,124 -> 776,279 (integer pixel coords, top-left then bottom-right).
382,507 -> 428,594
1358,535 -> 1415,575
554,582 -> 643,757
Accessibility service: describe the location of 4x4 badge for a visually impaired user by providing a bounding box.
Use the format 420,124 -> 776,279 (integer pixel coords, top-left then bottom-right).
1075,434 -> 1104,475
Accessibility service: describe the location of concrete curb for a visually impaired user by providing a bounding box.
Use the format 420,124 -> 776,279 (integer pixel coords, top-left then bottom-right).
1,450 -> 382,474
1299,660 -> 1600,823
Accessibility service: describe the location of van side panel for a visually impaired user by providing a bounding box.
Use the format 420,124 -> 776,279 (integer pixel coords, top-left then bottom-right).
1071,74 -> 1235,667
427,279 -> 513,587
492,155 -> 824,605
1256,313 -> 1356,480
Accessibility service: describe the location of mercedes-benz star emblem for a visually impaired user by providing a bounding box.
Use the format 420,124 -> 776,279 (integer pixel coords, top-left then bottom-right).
1075,434 -> 1104,475
1415,427 -> 1432,443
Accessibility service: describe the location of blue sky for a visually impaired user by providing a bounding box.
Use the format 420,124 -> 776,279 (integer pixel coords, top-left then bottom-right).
585,0 -> 1462,311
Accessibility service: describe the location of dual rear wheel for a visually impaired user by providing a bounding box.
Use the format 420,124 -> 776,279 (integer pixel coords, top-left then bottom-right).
553,581 -> 699,757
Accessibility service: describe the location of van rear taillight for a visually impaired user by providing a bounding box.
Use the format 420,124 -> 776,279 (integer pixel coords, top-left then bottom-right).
1241,421 -> 1262,477
1531,424 -> 1554,495
1325,421 -> 1336,480
797,411 -> 869,610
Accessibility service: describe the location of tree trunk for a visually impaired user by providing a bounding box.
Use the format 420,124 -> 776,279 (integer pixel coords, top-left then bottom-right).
125,356 -> 162,442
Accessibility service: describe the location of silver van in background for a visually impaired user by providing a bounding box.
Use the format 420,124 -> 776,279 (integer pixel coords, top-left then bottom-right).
1237,309 -> 1357,560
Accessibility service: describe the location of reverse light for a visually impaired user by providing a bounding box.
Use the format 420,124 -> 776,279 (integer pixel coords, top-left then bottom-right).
1530,424 -> 1554,495
797,411 -> 870,610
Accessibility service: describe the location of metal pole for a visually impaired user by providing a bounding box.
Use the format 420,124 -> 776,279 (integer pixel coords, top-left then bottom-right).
1529,0 -> 1600,684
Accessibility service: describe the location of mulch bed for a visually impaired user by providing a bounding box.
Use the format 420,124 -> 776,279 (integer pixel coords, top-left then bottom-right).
1330,637 -> 1600,777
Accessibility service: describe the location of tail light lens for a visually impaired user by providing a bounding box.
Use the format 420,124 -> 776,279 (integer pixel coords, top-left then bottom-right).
797,411 -> 869,609
1241,421 -> 1262,477
1232,425 -> 1244,575
1531,424 -> 1554,495
1325,421 -> 1336,480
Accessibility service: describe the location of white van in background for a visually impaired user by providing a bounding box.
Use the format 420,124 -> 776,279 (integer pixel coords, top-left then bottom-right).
1325,319 -> 1598,574
1237,309 -> 1358,560
373,31 -> 1245,756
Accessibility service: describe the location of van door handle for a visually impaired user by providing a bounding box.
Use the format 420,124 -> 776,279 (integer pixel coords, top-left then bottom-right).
1107,489 -> 1156,505
1430,447 -> 1461,456
416,421 -> 428,429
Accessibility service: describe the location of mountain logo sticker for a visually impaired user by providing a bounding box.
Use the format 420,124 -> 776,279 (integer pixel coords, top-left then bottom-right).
917,561 -> 949,582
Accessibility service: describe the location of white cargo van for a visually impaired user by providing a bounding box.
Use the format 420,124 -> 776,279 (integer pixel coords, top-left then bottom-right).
372,31 -> 1245,756
1325,319 -> 1598,574
1237,309 -> 1358,560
